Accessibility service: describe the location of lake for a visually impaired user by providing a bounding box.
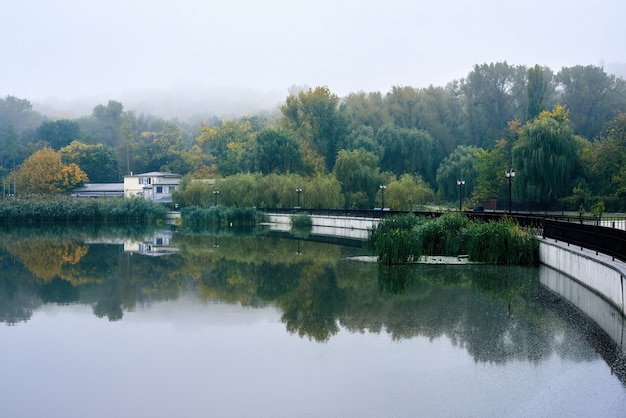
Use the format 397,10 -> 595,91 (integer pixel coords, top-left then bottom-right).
0,224 -> 624,417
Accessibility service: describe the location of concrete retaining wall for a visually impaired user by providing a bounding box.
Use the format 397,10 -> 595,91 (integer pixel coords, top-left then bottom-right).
538,238 -> 626,317
265,213 -> 379,240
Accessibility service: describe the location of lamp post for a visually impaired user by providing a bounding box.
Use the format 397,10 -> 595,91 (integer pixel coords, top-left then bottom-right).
456,179 -> 465,211
213,189 -> 219,206
295,187 -> 302,208
505,169 -> 515,213
379,184 -> 387,209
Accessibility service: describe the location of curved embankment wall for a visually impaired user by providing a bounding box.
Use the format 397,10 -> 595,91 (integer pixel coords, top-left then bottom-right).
538,238 -> 626,318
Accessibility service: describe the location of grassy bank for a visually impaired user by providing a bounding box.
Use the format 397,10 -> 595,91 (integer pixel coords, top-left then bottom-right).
0,195 -> 168,224
369,212 -> 538,265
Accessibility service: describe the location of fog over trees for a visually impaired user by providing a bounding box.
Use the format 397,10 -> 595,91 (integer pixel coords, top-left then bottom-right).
1,62 -> 626,211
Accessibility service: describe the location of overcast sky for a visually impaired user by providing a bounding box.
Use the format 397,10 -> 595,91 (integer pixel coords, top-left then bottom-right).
2,0 -> 625,115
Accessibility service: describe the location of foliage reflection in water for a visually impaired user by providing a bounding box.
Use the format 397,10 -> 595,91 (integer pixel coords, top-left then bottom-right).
0,224 -> 625,417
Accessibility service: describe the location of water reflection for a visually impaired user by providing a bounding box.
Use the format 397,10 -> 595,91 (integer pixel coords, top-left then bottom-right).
0,224 -> 624,376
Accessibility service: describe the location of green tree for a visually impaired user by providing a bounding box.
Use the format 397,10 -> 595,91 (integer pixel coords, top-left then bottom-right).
587,113 -> 626,198
512,105 -> 577,206
384,173 -> 435,210
342,125 -> 384,157
0,95 -> 44,133
377,125 -> 436,183
172,175 -> 213,207
342,91 -> 392,132
459,62 -> 527,147
435,145 -> 481,203
333,149 -> 381,209
37,119 -> 81,150
526,65 -> 553,121
413,85 -> 465,155
248,127 -> 304,174
60,141 -> 119,183
474,141 -> 508,200
280,86 -> 348,171
556,65 -> 626,139
196,119 -> 254,176
91,100 -> 125,147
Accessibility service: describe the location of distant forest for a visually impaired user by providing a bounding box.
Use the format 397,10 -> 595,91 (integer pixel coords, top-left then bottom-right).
2,62 -> 626,211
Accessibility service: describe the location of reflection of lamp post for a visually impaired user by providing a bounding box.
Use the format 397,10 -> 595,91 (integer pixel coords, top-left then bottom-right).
505,169 -> 515,213
296,187 -> 302,208
456,179 -> 465,211
379,184 -> 387,209
213,190 -> 219,206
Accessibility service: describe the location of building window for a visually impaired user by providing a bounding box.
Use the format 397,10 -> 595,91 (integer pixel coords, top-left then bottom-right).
156,186 -> 163,194
139,177 -> 151,185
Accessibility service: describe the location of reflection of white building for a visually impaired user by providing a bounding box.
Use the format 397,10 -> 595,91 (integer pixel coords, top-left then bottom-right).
124,230 -> 179,256
124,172 -> 181,203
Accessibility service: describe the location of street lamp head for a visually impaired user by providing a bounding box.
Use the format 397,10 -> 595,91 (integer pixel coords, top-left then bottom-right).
379,184 -> 387,190
456,179 -> 465,186
505,169 -> 516,179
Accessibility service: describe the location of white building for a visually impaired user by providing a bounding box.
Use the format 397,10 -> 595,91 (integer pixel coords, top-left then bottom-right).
123,172 -> 181,203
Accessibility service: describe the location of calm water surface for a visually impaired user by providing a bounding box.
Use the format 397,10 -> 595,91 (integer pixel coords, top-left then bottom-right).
0,225 -> 624,417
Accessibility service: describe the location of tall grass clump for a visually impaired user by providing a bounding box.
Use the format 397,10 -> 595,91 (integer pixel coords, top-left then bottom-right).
368,214 -> 425,264
463,217 -> 537,265
369,213 -> 537,265
291,214 -> 313,229
181,206 -> 263,227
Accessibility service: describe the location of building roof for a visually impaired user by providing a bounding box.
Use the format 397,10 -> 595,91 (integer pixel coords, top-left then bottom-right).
124,172 -> 181,178
71,183 -> 124,197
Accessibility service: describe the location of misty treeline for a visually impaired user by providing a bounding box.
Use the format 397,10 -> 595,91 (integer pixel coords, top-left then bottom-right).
1,62 -> 626,211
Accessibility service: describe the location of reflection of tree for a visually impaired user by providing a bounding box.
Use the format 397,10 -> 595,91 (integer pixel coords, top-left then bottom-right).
38,277 -> 79,304
279,264 -> 346,342
9,240 -> 89,281
0,253 -> 41,325
0,227 -> 613,369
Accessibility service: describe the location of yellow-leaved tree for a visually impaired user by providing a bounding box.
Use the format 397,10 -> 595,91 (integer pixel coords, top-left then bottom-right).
17,147 -> 89,194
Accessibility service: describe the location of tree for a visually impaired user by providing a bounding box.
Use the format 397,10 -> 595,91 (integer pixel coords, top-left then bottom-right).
37,119 -> 81,150
512,105 -> 577,206
91,100 -> 125,147
342,91 -> 392,132
384,173 -> 435,210
435,145 -> 481,203
172,175 -> 213,207
333,149 -> 381,209
459,62 -> 527,147
17,147 -> 88,194
342,125 -> 384,157
587,113 -> 626,198
280,86 -> 348,171
474,140 -> 508,200
0,95 -> 44,133
556,65 -> 626,140
526,65 -> 553,121
196,119 -> 254,176
248,127 -> 304,174
59,141 -> 119,183
377,125 -> 436,183
556,65 -> 626,139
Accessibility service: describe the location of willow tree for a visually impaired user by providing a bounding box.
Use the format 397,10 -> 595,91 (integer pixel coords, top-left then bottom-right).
512,105 -> 577,206
435,145 -> 482,203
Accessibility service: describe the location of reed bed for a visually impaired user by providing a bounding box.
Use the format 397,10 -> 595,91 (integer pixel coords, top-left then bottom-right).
180,206 -> 263,227
369,213 -> 537,265
0,195 -> 168,223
